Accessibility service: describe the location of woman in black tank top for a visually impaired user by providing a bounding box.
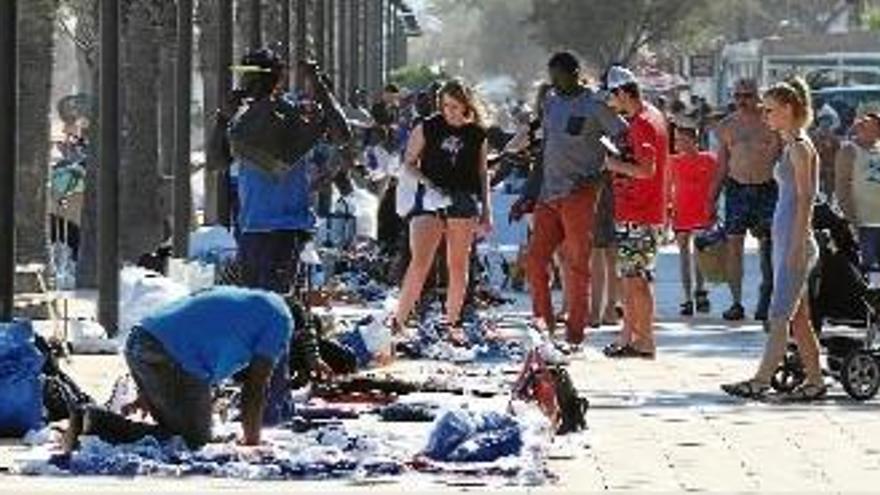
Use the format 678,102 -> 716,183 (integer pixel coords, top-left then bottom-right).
391,80 -> 492,342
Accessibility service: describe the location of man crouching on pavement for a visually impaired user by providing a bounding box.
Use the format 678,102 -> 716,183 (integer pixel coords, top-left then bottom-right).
64,286 -> 330,451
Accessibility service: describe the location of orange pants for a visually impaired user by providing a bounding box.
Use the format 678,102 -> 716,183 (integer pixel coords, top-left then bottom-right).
527,184 -> 598,344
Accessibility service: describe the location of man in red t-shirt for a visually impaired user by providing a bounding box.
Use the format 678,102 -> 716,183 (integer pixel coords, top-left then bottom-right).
670,124 -> 716,316
602,66 -> 669,359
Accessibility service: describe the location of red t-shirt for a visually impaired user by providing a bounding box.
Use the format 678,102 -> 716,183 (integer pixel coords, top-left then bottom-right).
670,151 -> 716,231
613,104 -> 669,225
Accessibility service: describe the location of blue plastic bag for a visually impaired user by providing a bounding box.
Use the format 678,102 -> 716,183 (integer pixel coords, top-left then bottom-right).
424,409 -> 477,461
0,320 -> 45,437
424,409 -> 524,463
446,425 -> 523,462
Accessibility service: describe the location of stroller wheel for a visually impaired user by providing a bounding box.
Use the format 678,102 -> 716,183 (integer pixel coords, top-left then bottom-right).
771,350 -> 806,393
841,351 -> 880,401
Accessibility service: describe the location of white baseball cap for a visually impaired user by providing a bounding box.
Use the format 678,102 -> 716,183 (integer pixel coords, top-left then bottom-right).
606,66 -> 638,91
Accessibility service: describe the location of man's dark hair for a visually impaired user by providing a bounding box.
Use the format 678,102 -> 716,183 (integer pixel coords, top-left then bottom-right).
616,82 -> 641,100
384,83 -> 401,94
548,51 -> 580,75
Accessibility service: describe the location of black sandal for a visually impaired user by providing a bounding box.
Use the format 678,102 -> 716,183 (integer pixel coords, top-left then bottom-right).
605,343 -> 654,359
603,342 -> 626,357
721,379 -> 770,399
783,383 -> 828,402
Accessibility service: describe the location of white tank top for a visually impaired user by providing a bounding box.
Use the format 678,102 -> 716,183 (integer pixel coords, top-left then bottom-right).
852,143 -> 880,227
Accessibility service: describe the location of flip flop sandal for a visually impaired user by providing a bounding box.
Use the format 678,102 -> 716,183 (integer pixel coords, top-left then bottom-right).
720,380 -> 770,399
602,342 -> 626,357
615,344 -> 655,359
783,383 -> 828,402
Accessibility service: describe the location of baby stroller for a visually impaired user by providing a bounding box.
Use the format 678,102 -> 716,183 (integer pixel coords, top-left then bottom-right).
772,200 -> 880,400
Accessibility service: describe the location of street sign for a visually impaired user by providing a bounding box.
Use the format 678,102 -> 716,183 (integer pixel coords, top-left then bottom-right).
690,54 -> 715,78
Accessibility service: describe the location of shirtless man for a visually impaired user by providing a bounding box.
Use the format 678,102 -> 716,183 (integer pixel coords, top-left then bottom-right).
709,79 -> 782,321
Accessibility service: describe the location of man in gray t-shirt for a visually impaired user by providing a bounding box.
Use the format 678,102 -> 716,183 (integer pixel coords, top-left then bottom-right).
510,52 -> 627,344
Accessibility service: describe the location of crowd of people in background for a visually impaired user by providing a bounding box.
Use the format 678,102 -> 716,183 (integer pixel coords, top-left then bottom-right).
63,45 -> 880,450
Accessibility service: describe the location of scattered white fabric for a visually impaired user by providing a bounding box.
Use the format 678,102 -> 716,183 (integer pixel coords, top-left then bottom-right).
67,319 -> 116,354
344,188 -> 380,240
118,266 -> 189,342
22,427 -> 58,447
188,226 -> 237,262
167,259 -> 215,292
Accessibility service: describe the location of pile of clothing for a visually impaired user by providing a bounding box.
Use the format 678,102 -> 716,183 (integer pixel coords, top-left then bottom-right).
397,312 -> 526,364
16,423 -> 405,481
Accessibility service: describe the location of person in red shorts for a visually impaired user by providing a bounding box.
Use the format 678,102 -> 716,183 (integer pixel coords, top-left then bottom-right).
602,66 -> 669,359
670,123 -> 716,316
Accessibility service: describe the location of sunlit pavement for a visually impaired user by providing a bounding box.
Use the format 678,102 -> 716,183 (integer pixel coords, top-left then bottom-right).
4,249 -> 880,493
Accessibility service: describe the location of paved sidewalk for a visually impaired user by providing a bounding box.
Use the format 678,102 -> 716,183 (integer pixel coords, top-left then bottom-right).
4,315 -> 880,493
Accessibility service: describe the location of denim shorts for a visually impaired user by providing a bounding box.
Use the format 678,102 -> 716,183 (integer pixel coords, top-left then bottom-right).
411,186 -> 480,219
723,179 -> 777,237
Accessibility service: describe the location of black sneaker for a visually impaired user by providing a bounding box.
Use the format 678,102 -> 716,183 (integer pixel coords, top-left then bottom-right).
695,290 -> 711,313
722,303 -> 745,321
679,301 -> 694,316
754,306 -> 769,321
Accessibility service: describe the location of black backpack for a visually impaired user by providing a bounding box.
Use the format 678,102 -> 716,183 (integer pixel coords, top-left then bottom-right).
550,366 -> 589,435
33,335 -> 94,421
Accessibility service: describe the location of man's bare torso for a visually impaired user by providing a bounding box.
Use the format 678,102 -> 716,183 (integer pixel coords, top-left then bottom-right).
719,112 -> 780,184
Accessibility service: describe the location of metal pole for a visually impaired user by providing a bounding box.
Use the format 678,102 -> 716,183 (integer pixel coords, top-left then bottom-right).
98,0 -> 120,335
314,0 -> 325,68
213,0 -> 233,226
280,0 -> 290,88
327,0 -> 336,91
0,0 -> 17,322
384,0 -> 391,82
173,0 -> 193,258
361,0 -> 371,93
338,0 -> 348,100
388,2 -> 397,71
250,0 -> 261,49
294,0 -> 307,88
350,0 -> 361,94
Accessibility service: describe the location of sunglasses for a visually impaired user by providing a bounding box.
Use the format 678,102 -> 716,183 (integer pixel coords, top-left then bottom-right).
734,92 -> 756,100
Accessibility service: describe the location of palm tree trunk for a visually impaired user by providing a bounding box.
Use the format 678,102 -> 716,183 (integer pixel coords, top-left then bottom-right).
119,0 -> 164,261
16,0 -> 58,265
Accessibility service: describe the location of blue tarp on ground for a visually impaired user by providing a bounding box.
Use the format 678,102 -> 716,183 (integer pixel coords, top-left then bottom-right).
0,320 -> 44,437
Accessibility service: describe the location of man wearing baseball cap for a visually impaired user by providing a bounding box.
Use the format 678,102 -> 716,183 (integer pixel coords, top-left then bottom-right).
602,65 -> 670,359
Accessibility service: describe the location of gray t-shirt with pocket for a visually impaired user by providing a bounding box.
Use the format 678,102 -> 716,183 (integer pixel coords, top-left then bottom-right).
534,88 -> 627,201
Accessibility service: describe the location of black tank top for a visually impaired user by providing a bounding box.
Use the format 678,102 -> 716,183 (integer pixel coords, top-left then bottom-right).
420,114 -> 486,194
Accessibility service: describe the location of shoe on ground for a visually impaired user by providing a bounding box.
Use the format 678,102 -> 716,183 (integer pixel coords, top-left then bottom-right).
722,303 -> 745,321
754,306 -> 769,321
605,343 -> 654,359
679,300 -> 694,316
695,291 -> 711,313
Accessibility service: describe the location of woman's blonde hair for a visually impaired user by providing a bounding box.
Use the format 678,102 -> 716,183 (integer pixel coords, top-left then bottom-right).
437,78 -> 486,128
764,76 -> 813,129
